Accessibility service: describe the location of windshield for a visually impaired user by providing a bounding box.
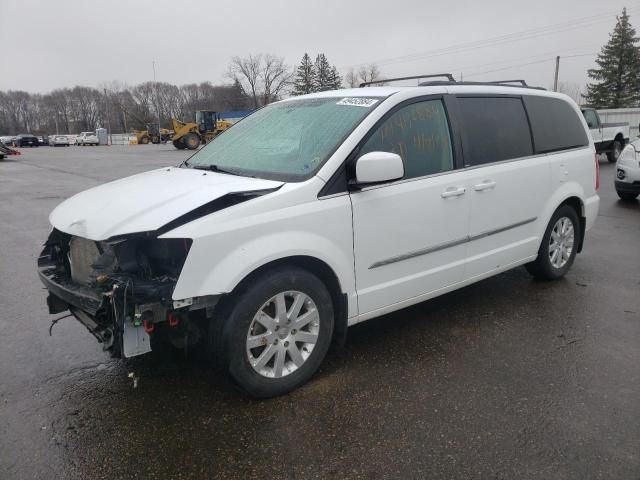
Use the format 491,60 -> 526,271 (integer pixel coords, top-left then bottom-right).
184,96 -> 383,181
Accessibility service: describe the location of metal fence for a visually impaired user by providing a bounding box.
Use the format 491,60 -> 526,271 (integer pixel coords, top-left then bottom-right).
598,109 -> 640,139
109,133 -> 137,145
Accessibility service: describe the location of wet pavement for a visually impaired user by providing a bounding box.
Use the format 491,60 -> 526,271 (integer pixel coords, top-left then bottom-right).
1,145 -> 639,479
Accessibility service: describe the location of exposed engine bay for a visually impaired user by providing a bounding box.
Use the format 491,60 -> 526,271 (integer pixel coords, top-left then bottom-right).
38,229 -> 213,357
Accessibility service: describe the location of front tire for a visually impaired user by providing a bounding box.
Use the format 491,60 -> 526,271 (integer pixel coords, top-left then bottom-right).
219,267 -> 334,398
183,132 -> 201,150
172,139 -> 186,150
607,140 -> 622,163
525,205 -> 580,280
616,189 -> 639,201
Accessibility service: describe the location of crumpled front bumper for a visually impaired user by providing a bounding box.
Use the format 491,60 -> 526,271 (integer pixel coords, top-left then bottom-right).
38,259 -> 105,316
38,238 -> 177,355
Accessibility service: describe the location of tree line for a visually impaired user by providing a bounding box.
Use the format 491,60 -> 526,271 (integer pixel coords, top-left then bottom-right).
0,52 -> 384,135
0,81 -> 250,136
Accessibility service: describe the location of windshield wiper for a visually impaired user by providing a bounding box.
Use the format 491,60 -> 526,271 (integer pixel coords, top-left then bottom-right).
191,164 -> 245,176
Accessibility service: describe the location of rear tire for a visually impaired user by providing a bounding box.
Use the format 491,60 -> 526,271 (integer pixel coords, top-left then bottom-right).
616,189 -> 639,201
139,136 -> 150,145
184,132 -> 201,150
525,205 -> 580,280
607,140 -> 622,163
218,267 -> 334,398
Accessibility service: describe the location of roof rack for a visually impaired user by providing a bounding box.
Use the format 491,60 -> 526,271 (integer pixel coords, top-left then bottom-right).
486,79 -> 528,86
359,73 -> 455,87
418,80 -> 546,90
359,73 -> 545,90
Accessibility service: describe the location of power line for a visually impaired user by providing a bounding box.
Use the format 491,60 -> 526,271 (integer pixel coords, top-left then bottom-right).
464,53 -> 596,78
442,47 -> 600,79
467,54 -> 596,77
346,5 -> 639,69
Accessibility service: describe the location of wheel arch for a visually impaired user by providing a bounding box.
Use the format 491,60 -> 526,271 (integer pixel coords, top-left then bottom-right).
216,255 -> 349,347
557,195 -> 586,253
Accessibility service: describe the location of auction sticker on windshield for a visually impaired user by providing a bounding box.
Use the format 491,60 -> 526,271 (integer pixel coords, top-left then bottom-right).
336,97 -> 379,107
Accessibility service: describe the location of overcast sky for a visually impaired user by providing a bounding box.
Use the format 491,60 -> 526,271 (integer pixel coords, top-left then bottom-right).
0,0 -> 636,93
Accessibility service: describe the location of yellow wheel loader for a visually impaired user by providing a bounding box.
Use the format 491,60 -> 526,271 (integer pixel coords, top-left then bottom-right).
171,111 -> 233,150
135,124 -> 172,145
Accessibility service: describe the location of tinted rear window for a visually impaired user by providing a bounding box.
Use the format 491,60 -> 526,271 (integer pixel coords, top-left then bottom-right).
523,96 -> 588,153
457,97 -> 533,166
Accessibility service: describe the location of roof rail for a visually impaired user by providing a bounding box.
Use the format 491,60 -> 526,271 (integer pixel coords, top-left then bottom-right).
486,79 -> 528,86
360,73 -> 455,88
417,80 -> 546,90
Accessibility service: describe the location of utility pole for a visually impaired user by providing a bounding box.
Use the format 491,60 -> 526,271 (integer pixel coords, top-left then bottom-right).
153,61 -> 161,141
553,56 -> 560,92
104,88 -> 112,145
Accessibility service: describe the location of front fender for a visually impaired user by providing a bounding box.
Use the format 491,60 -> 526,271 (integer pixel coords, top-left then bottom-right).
181,231 -> 352,295
168,192 -> 357,317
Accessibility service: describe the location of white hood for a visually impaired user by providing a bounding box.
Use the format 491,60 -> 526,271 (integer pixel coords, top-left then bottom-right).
50,167 -> 282,240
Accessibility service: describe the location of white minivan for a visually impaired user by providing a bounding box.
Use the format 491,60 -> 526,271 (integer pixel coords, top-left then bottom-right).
38,77 -> 600,397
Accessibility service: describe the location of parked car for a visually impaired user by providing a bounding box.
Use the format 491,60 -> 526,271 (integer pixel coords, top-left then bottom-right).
615,138 -> 640,200
51,135 -> 70,147
38,78 -> 600,398
76,131 -> 99,146
13,134 -> 39,147
37,136 -> 49,146
0,135 -> 17,146
581,108 -> 629,163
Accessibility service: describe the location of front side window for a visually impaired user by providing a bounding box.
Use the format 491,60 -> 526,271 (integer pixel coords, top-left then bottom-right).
185,97 -> 384,182
358,99 -> 454,179
457,97 -> 533,166
582,109 -> 599,129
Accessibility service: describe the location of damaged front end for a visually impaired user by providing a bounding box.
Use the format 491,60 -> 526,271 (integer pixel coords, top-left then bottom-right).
38,229 -> 207,358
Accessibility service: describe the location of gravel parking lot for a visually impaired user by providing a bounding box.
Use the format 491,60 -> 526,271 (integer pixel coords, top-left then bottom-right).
1,145 -> 639,479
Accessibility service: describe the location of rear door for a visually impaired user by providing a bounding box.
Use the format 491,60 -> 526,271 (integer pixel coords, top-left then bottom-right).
350,96 -> 473,316
454,95 -> 550,279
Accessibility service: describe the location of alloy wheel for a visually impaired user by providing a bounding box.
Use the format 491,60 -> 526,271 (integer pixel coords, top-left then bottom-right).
246,291 -> 320,378
548,216 -> 575,269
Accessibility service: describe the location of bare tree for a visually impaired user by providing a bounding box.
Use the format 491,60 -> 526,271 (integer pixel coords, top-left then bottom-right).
344,64 -> 384,87
228,54 -> 263,109
344,69 -> 359,88
557,81 -> 585,105
262,54 -> 292,104
358,64 -> 383,84
228,53 -> 291,108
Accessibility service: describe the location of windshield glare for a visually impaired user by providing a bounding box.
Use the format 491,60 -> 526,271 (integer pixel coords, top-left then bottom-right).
185,96 -> 383,181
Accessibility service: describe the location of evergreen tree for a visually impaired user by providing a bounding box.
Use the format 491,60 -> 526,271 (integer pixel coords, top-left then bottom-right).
292,53 -> 314,96
312,54 -> 332,91
328,66 -> 343,90
585,8 -> 640,108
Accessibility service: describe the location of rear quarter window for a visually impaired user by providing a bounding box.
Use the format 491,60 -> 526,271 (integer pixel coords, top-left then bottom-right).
457,96 -> 533,166
523,96 -> 589,153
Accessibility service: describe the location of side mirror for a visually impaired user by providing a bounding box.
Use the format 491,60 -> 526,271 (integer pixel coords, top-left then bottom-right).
354,151 -> 404,185
586,121 -> 594,128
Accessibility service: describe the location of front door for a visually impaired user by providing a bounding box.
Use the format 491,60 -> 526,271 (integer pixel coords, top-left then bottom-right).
350,98 -> 471,316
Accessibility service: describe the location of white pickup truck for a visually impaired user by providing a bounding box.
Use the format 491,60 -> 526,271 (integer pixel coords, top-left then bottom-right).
581,108 -> 629,163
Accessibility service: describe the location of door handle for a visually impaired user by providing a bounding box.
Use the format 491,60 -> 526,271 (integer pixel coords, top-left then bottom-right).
473,180 -> 496,191
441,186 -> 466,198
